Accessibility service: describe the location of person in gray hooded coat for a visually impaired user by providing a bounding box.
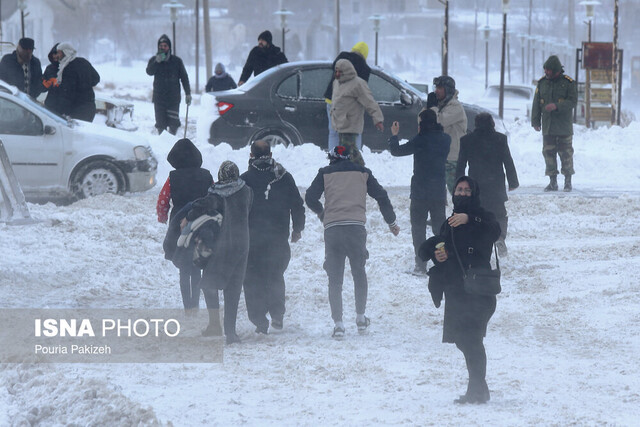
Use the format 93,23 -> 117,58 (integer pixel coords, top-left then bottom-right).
186,161 -> 252,344
205,63 -> 237,92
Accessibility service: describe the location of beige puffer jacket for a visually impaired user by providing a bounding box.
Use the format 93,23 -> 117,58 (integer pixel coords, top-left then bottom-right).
330,59 -> 383,134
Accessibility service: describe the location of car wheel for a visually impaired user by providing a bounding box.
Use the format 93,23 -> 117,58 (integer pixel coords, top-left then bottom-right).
252,128 -> 295,148
72,160 -> 125,199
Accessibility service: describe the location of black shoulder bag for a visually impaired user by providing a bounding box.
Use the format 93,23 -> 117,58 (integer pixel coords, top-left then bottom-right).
451,228 -> 501,296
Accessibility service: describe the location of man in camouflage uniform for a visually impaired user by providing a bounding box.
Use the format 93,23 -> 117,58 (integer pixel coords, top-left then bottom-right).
531,55 -> 577,192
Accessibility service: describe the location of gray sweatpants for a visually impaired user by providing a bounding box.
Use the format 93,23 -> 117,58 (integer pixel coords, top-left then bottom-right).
323,225 -> 369,322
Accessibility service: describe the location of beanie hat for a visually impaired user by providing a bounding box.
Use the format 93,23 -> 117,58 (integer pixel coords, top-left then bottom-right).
351,42 -> 369,60
214,63 -> 225,75
157,34 -> 172,52
258,30 -> 273,45
543,55 -> 563,73
328,145 -> 351,161
18,38 -> 35,50
218,160 -> 240,183
474,112 -> 495,131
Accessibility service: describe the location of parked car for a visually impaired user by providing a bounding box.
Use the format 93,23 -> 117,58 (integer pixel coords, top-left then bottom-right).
0,79 -> 157,202
199,61 -> 507,152
474,84 -> 535,121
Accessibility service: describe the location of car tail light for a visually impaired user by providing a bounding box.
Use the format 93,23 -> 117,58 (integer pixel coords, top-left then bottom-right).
217,101 -> 234,115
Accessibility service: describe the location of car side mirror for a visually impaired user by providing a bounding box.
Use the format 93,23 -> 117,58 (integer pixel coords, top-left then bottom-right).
400,91 -> 413,106
44,125 -> 56,135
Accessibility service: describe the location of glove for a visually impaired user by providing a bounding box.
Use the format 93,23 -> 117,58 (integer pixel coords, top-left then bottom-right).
185,95 -> 192,105
155,52 -> 166,63
43,77 -> 58,89
426,92 -> 438,108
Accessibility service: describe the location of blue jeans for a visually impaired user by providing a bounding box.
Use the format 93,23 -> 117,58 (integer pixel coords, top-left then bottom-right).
326,103 -> 362,151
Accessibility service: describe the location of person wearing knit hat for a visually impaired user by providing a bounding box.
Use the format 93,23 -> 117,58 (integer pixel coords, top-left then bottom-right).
531,55 -> 577,192
0,37 -> 43,98
238,30 -> 288,86
205,62 -> 237,92
324,42 -> 372,152
52,42 -> 100,122
146,34 -> 191,135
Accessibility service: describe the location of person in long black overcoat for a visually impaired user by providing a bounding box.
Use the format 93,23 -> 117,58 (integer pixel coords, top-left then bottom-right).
54,42 -> 100,122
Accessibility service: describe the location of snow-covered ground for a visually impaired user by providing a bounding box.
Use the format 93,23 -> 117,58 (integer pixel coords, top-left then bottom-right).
1,61 -> 640,425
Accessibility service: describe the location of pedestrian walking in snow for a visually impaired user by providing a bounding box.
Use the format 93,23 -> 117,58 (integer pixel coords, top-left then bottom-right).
0,37 -> 43,99
305,145 -> 399,339
324,42 -> 371,152
53,42 -> 100,122
42,43 -> 63,114
423,76 -> 467,194
457,113 -> 519,256
205,63 -> 237,92
388,109 -> 451,275
419,176 -> 501,404
187,161 -> 252,344
330,59 -> 384,166
240,140 -> 305,334
146,34 -> 191,135
238,30 -> 287,86
157,138 -> 213,312
531,55 -> 577,192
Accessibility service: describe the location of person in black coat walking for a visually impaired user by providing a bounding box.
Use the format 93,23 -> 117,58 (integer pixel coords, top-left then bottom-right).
419,176 -> 501,404
238,30 -> 287,86
240,140 -> 305,334
158,138 -> 213,312
389,109 -> 451,275
456,113 -> 519,256
146,34 -> 191,135
53,42 -> 100,122
205,63 -> 237,92
42,43 -> 63,113
187,161 -> 252,345
0,38 -> 43,99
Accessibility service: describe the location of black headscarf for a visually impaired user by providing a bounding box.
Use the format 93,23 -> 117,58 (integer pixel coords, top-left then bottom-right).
167,138 -> 203,169
452,176 -> 481,213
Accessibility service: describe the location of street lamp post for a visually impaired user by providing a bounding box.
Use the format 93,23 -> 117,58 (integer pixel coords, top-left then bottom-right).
162,0 -> 184,55
519,34 -> 527,84
580,0 -> 600,128
18,0 -> 27,39
442,0 -> 449,76
481,25 -> 492,90
530,36 -> 538,81
368,14 -> 383,66
498,0 -> 510,119
274,8 -> 294,55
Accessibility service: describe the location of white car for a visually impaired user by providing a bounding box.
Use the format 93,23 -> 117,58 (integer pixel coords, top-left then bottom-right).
0,80 -> 157,202
476,84 -> 535,121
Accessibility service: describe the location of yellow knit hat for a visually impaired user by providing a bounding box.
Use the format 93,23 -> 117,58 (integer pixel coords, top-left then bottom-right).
351,42 -> 369,60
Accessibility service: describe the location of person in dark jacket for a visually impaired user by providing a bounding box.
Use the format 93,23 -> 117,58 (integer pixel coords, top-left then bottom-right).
457,113 -> 519,256
240,140 -> 305,334
238,30 -> 287,86
157,138 -> 214,312
0,37 -> 43,98
53,42 -> 100,122
146,34 -> 191,135
389,109 -> 451,275
419,176 -> 501,405
187,161 -> 252,344
205,63 -> 237,92
42,43 -> 63,113
323,42 -> 371,151
306,145 -> 399,339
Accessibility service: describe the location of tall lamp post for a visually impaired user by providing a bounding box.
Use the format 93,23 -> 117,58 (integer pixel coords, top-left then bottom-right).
519,33 -> 528,84
18,0 -> 27,38
480,25 -> 492,89
498,0 -> 510,119
163,0 -> 184,55
368,14 -> 383,66
580,0 -> 600,128
441,0 -> 449,76
274,8 -> 294,55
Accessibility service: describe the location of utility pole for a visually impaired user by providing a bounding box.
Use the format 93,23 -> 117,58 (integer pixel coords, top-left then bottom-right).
203,0 -> 212,81
612,0 -> 619,125
441,0 -> 449,76
527,0 -> 533,83
195,0 -> 200,94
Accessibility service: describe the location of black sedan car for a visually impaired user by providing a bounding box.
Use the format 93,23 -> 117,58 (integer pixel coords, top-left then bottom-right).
201,61 -> 505,151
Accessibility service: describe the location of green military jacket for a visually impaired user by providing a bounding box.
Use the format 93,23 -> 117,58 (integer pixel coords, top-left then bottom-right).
531,74 -> 577,136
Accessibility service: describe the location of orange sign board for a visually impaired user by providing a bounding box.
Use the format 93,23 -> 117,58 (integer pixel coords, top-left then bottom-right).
583,42 -> 614,70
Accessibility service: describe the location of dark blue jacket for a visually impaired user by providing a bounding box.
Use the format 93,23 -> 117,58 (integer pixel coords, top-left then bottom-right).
0,51 -> 44,98
388,129 -> 451,201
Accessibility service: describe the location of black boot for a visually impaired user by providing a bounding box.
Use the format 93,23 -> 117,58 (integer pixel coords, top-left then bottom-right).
544,175 -> 558,192
563,175 -> 572,192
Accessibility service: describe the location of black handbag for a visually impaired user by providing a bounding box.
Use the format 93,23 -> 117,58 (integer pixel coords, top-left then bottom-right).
451,229 -> 501,296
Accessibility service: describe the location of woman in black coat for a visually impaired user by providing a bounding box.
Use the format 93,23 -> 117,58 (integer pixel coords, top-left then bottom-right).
55,42 -> 100,122
456,113 -> 518,255
419,176 -> 501,404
